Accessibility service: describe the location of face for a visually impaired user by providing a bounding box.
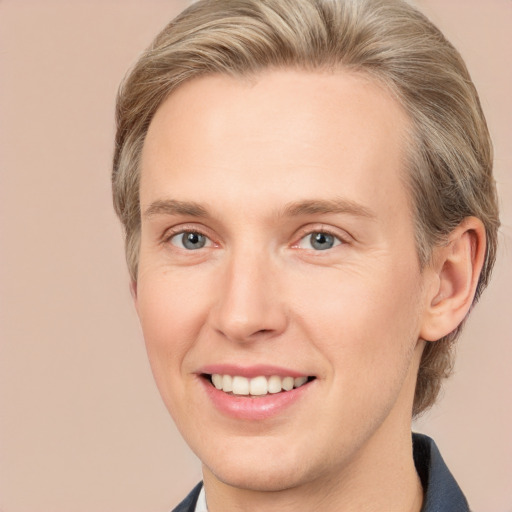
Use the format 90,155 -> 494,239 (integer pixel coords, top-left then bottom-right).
136,70 -> 432,493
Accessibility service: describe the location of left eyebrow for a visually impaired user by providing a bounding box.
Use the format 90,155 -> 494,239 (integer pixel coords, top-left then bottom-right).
279,198 -> 376,219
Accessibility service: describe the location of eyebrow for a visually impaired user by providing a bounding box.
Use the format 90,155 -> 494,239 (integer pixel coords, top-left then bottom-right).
143,197 -> 375,221
143,199 -> 209,218
280,198 -> 376,219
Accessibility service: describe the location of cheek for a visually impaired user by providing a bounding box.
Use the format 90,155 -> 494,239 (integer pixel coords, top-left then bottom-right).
299,260 -> 420,325
135,270 -> 210,384
291,261 -> 424,380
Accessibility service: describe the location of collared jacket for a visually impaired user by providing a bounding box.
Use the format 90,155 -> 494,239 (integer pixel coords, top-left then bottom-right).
172,433 -> 470,512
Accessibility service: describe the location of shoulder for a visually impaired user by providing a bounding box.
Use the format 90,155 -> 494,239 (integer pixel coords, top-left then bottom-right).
413,433 -> 470,512
171,482 -> 203,512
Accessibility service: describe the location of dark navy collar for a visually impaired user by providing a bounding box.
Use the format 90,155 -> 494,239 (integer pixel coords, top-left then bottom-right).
413,433 -> 470,512
172,481 -> 202,512
173,434 -> 470,512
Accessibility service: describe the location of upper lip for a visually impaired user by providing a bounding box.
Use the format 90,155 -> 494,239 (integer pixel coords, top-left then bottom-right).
198,364 -> 312,379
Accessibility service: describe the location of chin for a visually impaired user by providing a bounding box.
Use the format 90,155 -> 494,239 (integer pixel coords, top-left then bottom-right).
198,434 -> 333,493
206,457 -> 309,493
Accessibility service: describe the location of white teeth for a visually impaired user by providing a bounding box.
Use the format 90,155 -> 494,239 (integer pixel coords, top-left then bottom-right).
268,375 -> 282,394
212,374 -> 223,390
210,374 -> 310,395
249,376 -> 268,396
282,376 -> 294,391
232,376 -> 250,395
294,376 -> 308,388
222,374 -> 233,392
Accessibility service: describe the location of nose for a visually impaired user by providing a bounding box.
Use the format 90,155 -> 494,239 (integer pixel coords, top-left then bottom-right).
209,249 -> 288,343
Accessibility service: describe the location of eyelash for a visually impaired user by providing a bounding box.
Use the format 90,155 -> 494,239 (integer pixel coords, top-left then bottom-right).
162,226 -> 348,253
163,225 -> 216,250
293,227 -> 347,251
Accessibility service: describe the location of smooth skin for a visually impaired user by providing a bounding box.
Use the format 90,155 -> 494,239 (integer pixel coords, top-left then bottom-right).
134,70 -> 485,512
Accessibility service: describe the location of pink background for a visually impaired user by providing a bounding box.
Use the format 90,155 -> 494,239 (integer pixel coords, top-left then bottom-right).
0,1 -> 510,511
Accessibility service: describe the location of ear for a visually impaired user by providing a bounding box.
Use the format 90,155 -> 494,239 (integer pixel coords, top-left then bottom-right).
420,217 -> 486,342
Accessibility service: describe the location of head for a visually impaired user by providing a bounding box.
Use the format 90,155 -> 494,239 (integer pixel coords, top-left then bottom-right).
113,0 -> 499,419
112,2 -> 502,500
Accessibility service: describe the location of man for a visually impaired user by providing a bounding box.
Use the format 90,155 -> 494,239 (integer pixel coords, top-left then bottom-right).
112,0 -> 499,510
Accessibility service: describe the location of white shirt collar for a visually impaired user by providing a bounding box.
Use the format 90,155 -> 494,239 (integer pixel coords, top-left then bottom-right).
194,484 -> 208,512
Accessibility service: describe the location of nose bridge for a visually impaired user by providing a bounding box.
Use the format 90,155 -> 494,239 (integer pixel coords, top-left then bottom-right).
211,243 -> 286,342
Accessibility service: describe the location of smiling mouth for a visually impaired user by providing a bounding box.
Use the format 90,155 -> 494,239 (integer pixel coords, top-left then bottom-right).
203,374 -> 316,396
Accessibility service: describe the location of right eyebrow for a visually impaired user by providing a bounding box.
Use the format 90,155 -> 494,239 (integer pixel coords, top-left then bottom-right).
142,199 -> 209,219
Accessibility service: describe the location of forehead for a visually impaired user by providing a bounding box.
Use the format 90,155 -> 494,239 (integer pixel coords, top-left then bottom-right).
140,69 -> 413,221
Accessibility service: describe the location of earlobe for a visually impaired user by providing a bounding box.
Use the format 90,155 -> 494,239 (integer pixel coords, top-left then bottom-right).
420,217 -> 486,342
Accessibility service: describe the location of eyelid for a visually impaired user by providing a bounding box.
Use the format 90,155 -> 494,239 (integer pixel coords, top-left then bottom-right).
170,232 -> 212,250
291,224 -> 352,248
159,222 -> 351,249
161,223 -> 218,247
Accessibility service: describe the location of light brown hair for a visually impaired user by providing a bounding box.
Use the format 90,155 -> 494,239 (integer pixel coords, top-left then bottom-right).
112,0 -> 499,416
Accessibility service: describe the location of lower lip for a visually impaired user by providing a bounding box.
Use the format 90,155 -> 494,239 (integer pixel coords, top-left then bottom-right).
200,377 -> 313,421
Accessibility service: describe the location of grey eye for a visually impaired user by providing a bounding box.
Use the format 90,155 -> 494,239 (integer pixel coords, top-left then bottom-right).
310,232 -> 335,250
298,232 -> 341,251
171,231 -> 208,250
